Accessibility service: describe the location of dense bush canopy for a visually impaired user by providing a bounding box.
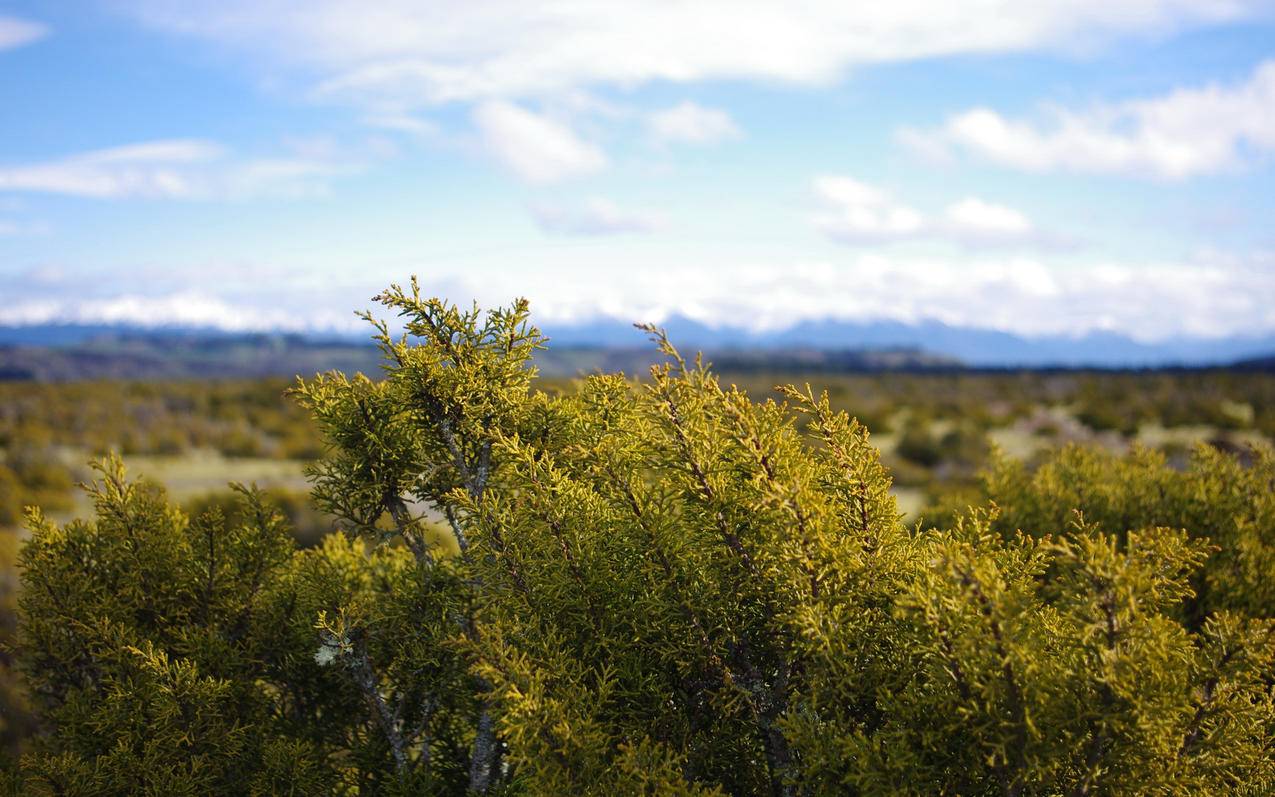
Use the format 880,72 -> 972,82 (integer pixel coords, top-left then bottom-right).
9,283 -> 1275,795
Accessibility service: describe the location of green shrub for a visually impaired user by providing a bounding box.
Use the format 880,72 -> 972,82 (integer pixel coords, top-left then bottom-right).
895,419 -> 943,467
14,463 -> 476,794
11,284 -> 1275,795
972,443 -> 1275,625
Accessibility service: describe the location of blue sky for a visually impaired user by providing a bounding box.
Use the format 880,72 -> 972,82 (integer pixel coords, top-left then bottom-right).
1,1 -> 1273,341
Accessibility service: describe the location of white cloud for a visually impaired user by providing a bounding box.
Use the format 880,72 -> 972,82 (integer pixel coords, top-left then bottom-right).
0,15 -> 47,51
530,197 -> 664,236
903,58 -> 1275,179
0,139 -> 356,199
812,175 -> 1044,248
472,101 -> 607,183
941,197 -> 1034,242
648,102 -> 741,145
362,113 -> 441,138
119,1 -> 1272,107
0,140 -> 222,198
812,176 -> 926,242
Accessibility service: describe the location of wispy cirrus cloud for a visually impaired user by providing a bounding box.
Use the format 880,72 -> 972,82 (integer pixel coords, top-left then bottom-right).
529,197 -> 665,236
472,101 -> 607,183
0,219 -> 51,237
0,139 -> 360,200
0,15 -> 47,51
901,59 -> 1275,179
0,140 -> 223,198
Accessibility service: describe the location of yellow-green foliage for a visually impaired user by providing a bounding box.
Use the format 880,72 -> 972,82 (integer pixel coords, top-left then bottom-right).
11,283 -> 1275,795
0,527 -> 32,766
969,444 -> 1275,623
12,462 -> 476,795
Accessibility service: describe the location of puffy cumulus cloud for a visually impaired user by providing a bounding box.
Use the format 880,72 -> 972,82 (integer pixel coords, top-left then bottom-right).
941,197 -> 1035,242
473,101 -> 607,183
119,1 -> 1271,107
0,139 -> 359,199
902,59 -> 1275,179
0,15 -> 46,51
812,175 -> 1046,248
529,197 -> 665,236
648,102 -> 741,145
812,176 -> 925,242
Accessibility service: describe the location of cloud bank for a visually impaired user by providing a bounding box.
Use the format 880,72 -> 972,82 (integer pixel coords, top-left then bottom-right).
5,251 -> 1271,343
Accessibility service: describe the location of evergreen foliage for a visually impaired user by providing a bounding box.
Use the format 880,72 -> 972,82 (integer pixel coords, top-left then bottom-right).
957,444 -> 1275,624
9,282 -> 1275,794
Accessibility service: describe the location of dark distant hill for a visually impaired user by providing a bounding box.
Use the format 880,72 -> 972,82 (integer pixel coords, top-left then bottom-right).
0,332 -> 962,382
1231,354 -> 1275,372
0,333 -> 383,382
699,347 -> 961,372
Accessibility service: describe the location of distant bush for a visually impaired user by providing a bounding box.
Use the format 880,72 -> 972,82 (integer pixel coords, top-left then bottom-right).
895,419 -> 944,467
0,454 -> 73,527
0,469 -> 20,529
1073,401 -> 1139,435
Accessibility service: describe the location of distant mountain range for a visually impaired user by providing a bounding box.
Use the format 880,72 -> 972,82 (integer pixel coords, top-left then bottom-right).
542,316 -> 1275,369
1,317 -> 1273,382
